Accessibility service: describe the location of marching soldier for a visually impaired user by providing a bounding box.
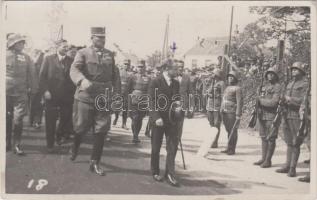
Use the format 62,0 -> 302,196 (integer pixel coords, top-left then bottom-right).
254,66 -> 282,168
69,27 -> 120,176
6,33 -> 38,154
113,59 -> 131,130
206,68 -> 225,148
148,59 -> 180,186
276,62 -> 308,177
220,70 -> 243,155
127,60 -> 150,143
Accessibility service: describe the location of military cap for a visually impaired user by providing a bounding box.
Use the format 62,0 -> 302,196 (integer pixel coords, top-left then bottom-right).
123,59 -> 131,65
136,60 -> 146,67
291,62 -> 306,75
7,33 -> 26,48
265,65 -> 279,81
91,27 -> 106,37
227,70 -> 239,80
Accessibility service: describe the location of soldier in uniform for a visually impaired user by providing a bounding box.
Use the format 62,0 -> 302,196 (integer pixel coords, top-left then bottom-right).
206,68 -> 226,148
298,80 -> 310,183
6,33 -> 38,154
276,62 -> 308,177
220,70 -> 243,155
148,59 -> 180,186
113,59 -> 131,129
254,66 -> 282,168
69,27 -> 120,176
127,60 -> 150,143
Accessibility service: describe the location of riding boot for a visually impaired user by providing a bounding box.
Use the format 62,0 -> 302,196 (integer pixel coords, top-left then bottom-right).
261,140 -> 276,168
254,139 -> 268,165
70,134 -> 82,161
276,145 -> 292,173
288,147 -> 300,177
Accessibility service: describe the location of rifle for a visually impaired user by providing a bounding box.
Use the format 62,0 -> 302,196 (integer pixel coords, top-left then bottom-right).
295,70 -> 311,147
266,72 -> 289,141
248,58 -> 264,128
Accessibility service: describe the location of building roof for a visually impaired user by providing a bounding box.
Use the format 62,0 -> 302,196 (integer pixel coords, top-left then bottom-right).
185,36 -> 228,56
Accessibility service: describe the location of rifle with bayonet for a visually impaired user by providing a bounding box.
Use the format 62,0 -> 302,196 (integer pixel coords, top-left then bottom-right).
248,58 -> 264,128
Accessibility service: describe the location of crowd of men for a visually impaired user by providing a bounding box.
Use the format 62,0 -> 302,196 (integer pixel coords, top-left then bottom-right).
6,26 -> 311,188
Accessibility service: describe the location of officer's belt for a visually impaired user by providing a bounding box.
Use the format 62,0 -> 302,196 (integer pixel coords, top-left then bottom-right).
286,104 -> 300,111
261,106 -> 278,113
91,80 -> 112,86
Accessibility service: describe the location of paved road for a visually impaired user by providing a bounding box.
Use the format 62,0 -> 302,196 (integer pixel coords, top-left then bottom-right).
5,113 -> 310,195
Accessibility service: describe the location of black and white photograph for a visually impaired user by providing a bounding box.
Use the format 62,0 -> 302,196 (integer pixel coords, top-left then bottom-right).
1,1 -> 316,199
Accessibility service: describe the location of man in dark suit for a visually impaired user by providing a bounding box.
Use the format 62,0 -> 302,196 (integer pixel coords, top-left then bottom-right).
175,60 -> 193,140
148,59 -> 180,187
39,39 -> 75,153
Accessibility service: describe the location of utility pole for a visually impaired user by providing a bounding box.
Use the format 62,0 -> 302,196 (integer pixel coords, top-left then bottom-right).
161,15 -> 170,63
228,6 -> 234,57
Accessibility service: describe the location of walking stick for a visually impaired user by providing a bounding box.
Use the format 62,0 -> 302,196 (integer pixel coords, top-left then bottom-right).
179,137 -> 186,170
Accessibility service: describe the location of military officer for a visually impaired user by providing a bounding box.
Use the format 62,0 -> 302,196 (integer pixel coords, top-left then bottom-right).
69,27 -> 120,176
113,59 -> 131,130
254,66 -> 282,168
6,33 -> 38,154
220,70 -> 243,155
206,68 -> 226,148
276,62 -> 308,177
127,60 -> 150,143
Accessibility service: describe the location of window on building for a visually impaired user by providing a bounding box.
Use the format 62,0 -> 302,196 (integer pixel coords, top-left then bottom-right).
192,59 -> 197,68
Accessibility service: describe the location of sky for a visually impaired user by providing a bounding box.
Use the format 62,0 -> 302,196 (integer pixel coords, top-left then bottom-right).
4,1 -> 262,59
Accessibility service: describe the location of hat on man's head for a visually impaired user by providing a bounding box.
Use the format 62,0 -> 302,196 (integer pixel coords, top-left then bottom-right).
136,60 -> 146,67
91,27 -> 106,37
7,33 -> 26,48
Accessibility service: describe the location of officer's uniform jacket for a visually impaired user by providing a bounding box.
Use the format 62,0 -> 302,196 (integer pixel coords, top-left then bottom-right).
206,79 -> 226,111
120,68 -> 131,96
258,82 -> 282,121
70,46 -> 120,104
6,50 -> 38,96
128,73 -> 150,105
220,85 -> 243,117
284,77 -> 308,119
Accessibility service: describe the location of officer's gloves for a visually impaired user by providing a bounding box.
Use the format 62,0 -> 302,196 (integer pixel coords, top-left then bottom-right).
44,90 -> 52,100
155,118 -> 164,127
81,79 -> 92,90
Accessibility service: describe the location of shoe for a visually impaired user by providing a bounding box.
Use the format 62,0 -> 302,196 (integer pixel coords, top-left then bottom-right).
276,166 -> 290,173
254,159 -> 264,165
211,142 -> 218,148
304,159 -> 310,164
227,150 -> 235,155
132,138 -> 141,144
260,161 -> 272,168
122,124 -> 129,130
298,176 -> 310,183
69,147 -> 78,161
166,173 -> 180,187
14,145 -> 25,156
89,160 -> 105,176
287,167 -> 296,177
153,174 -> 163,182
220,149 -> 228,153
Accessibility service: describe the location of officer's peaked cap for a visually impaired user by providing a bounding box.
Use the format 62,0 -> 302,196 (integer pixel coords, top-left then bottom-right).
91,27 -> 106,37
